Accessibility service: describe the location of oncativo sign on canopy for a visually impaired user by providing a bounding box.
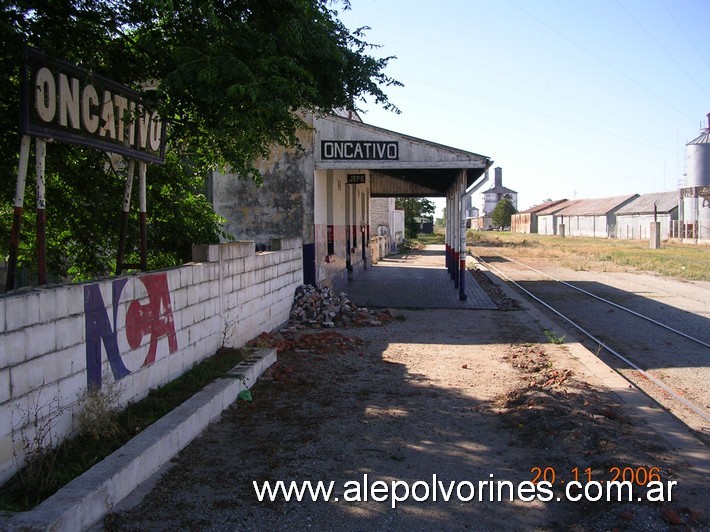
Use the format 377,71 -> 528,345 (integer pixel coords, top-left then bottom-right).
321,140 -> 398,160
20,46 -> 166,164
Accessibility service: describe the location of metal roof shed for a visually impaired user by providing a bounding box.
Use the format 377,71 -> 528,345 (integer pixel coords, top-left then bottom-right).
555,194 -> 638,238
511,199 -> 568,234
614,191 -> 678,240
535,200 -> 573,236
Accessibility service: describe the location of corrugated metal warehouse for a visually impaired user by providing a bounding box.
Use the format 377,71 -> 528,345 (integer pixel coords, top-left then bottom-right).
536,200 -> 575,236
615,191 -> 678,240
511,199 -> 568,234
554,194 -> 638,238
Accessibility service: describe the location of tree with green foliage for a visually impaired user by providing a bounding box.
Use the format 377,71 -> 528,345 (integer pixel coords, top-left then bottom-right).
435,206 -> 446,227
0,0 -> 400,283
491,198 -> 517,229
395,198 -> 435,239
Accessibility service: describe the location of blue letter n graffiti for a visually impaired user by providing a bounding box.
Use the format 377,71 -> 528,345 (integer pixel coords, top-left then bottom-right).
84,278 -> 131,390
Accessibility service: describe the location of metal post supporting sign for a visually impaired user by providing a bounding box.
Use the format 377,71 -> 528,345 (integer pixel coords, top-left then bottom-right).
6,136 -> 31,292
116,160 -> 136,275
114,160 -> 149,274
138,161 -> 148,271
35,138 -> 47,285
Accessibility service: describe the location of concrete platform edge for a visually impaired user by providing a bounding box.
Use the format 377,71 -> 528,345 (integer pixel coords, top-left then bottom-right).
2,348 -> 277,532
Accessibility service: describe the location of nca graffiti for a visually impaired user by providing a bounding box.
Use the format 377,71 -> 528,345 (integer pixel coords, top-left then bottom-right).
84,273 -> 178,389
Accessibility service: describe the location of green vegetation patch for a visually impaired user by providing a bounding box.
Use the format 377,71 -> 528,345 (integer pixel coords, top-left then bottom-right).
0,347 -> 249,512
468,231 -> 710,282
414,232 -> 445,245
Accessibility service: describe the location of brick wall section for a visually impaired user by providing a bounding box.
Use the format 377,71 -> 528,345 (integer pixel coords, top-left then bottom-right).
0,238 -> 302,483
370,198 -> 392,235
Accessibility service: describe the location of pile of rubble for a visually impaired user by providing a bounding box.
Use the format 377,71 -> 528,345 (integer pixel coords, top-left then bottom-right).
289,284 -> 391,328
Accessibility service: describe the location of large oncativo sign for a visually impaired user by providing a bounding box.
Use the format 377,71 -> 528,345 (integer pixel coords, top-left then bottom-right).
20,46 -> 166,164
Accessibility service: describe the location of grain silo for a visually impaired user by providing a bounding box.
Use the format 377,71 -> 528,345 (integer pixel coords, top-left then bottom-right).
680,113 -> 710,241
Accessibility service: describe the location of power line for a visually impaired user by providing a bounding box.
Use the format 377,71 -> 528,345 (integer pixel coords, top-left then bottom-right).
404,77 -> 673,154
616,0 -> 709,98
659,0 -> 710,74
505,0 -> 697,122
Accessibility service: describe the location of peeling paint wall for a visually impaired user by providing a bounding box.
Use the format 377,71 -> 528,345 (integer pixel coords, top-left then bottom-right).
313,169 -> 370,290
211,116 -> 316,248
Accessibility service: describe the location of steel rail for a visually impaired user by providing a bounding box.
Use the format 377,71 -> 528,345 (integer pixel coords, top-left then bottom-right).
491,251 -> 710,350
474,254 -> 710,424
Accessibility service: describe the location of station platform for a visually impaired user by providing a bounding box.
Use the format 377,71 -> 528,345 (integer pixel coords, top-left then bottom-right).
345,245 -> 496,309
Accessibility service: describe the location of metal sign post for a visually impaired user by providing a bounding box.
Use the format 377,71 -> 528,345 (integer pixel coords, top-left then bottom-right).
35,138 -> 47,285
115,159 -> 135,275
115,160 -> 149,274
138,161 -> 148,271
6,136 -> 31,292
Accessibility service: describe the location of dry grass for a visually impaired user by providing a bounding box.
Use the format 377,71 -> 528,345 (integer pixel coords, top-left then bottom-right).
467,231 -> 710,282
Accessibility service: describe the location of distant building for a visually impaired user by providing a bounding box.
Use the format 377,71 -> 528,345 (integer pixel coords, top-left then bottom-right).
537,200 -> 572,236
480,167 -> 518,229
465,204 -> 480,229
615,191 -> 678,240
414,216 -> 434,234
677,113 -> 710,241
554,194 -> 638,238
511,199 -> 568,234
370,197 -> 405,251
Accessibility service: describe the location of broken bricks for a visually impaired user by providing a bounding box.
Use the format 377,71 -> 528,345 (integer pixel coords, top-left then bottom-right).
289,284 -> 391,328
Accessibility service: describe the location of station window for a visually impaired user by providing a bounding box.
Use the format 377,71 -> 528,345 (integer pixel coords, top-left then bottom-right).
327,224 -> 334,256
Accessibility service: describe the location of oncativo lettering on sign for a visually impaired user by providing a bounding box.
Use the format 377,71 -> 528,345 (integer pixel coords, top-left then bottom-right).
321,140 -> 398,160
21,46 -> 166,164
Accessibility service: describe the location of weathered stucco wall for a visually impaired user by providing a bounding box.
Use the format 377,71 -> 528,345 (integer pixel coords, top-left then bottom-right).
211,117 -> 316,248
369,236 -> 389,264
313,169 -> 370,290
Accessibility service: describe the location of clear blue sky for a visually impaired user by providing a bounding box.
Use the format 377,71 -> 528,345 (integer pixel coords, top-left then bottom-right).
338,0 -> 710,213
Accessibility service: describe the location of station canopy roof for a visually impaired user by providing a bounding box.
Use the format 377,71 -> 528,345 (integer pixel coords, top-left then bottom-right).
314,115 -> 492,197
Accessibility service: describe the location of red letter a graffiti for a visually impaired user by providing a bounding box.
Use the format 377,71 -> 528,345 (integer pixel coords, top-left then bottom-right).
125,273 -> 178,366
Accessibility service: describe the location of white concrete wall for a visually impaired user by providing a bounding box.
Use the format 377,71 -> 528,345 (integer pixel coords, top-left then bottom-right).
565,215 -> 609,238
616,214 -> 672,240
369,236 -> 390,264
393,210 -> 405,250
0,238 -> 302,483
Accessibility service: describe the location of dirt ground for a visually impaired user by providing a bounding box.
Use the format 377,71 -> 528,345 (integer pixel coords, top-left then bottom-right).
469,248 -> 710,441
104,285 -> 708,530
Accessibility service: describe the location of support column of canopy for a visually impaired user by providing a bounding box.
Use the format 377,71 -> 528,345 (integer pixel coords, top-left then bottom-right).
452,177 -> 460,289
458,171 -> 468,301
445,190 -> 454,279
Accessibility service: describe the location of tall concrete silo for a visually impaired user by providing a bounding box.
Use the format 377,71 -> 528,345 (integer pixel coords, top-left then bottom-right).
682,113 -> 710,240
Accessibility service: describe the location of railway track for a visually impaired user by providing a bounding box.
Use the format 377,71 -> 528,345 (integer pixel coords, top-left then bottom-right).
470,248 -> 710,443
